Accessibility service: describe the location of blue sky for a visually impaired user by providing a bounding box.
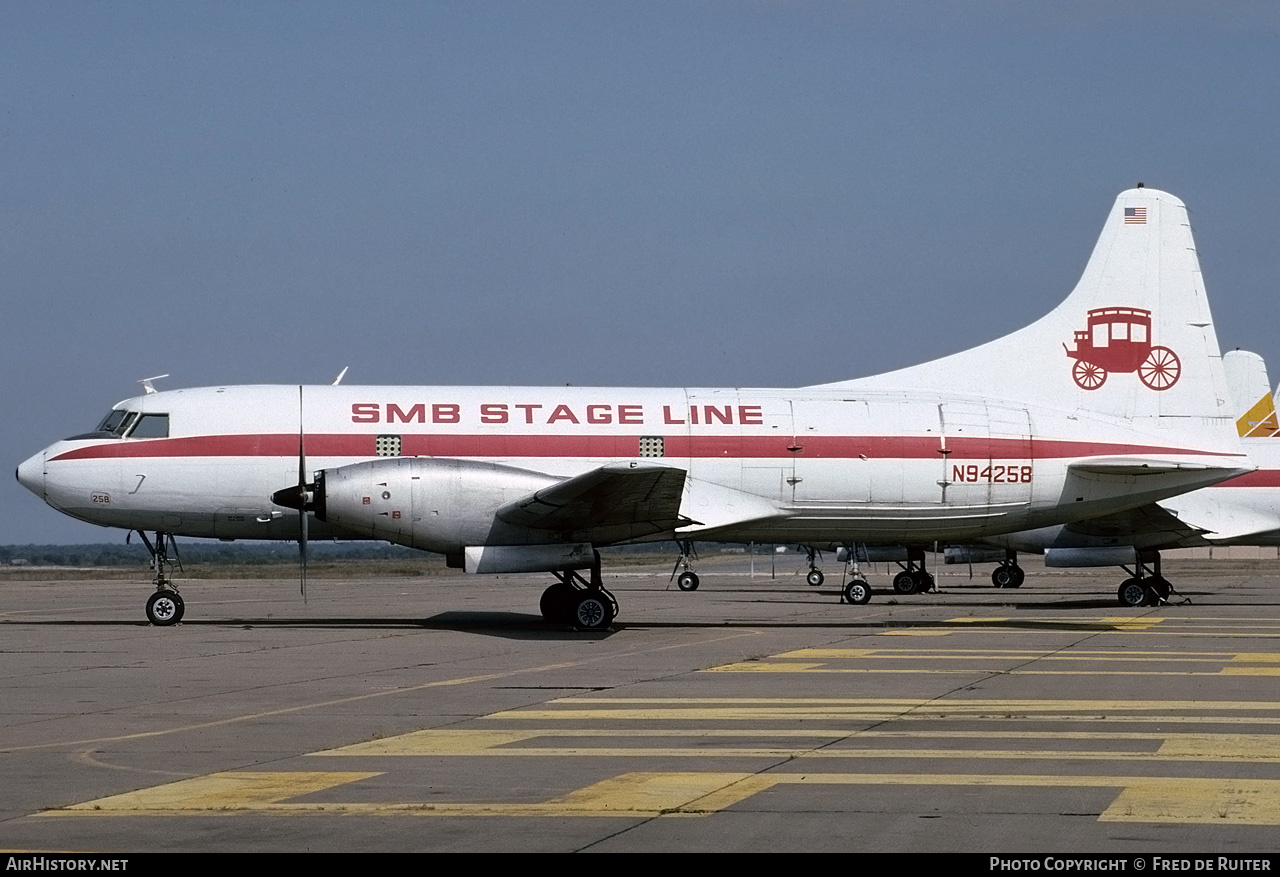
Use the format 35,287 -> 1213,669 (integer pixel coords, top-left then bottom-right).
4,2 -> 1278,544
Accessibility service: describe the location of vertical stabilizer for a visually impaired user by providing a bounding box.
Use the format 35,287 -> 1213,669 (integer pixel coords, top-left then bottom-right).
825,188 -> 1232,440
1226,351 -> 1279,438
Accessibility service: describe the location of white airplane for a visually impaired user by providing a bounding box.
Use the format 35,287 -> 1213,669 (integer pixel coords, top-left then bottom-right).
16,186 -> 1251,629
950,351 -> 1280,606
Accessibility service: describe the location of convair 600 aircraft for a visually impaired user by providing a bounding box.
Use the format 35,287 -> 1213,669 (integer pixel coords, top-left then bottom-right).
16,187 -> 1250,629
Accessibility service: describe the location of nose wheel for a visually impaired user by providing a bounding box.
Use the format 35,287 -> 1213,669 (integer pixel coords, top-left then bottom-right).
146,589 -> 184,626
842,578 -> 871,605
133,530 -> 186,626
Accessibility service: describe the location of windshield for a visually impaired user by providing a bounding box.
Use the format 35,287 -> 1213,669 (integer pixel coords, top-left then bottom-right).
66,410 -> 139,441
97,410 -> 137,435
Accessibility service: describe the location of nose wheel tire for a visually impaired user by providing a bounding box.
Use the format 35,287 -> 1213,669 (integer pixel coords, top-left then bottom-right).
843,579 -> 871,605
806,569 -> 825,587
146,590 -> 184,626
676,571 -> 700,591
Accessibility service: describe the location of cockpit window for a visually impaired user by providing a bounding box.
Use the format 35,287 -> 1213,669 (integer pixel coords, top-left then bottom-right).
96,410 -> 128,433
69,410 -> 139,440
128,413 -> 169,439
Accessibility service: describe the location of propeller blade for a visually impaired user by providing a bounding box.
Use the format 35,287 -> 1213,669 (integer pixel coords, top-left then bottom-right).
298,385 -> 308,603
299,495 -> 308,602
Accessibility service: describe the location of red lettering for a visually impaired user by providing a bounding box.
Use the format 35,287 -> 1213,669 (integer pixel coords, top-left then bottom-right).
387,403 -> 426,424
352,403 -> 380,423
480,403 -> 508,424
514,404 -> 542,424
690,406 -> 699,425
618,404 -> 643,424
586,404 -> 611,424
548,404 -> 580,424
432,403 -> 460,423
704,405 -> 732,425
663,405 -> 685,425
739,405 -> 763,425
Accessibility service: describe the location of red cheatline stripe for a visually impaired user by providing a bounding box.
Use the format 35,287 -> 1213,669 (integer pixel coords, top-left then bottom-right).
48,433 -> 1243,462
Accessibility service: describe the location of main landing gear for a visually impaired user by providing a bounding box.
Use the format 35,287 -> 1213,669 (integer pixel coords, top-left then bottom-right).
671,540 -> 700,591
539,551 -> 617,631
891,548 -> 935,595
1116,551 -> 1177,608
132,530 -> 185,626
991,552 -> 1026,589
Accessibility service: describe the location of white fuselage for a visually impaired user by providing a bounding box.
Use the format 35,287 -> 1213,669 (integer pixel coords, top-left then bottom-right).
17,384 -> 1249,555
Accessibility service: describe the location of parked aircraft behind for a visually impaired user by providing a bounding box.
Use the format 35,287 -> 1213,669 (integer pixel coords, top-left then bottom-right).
16,187 -> 1249,628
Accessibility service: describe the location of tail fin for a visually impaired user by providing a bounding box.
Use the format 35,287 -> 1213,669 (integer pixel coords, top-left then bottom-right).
825,188 -> 1232,439
1225,350 -> 1280,438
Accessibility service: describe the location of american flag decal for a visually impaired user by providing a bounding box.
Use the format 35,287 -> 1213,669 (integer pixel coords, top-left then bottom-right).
1124,206 -> 1147,224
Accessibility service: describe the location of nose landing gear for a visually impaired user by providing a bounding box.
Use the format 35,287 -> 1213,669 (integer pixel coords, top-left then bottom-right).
133,530 -> 184,626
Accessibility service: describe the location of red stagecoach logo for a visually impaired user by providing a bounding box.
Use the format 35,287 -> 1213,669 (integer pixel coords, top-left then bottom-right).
1064,307 -> 1181,391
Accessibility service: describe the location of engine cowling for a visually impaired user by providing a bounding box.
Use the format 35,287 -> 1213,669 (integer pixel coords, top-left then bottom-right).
314,457 -> 561,553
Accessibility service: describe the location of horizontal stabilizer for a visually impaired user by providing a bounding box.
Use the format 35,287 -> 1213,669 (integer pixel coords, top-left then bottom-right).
497,462 -> 688,538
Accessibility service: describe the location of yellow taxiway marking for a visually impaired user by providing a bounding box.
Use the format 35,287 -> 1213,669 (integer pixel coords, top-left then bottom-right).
45,770 -> 768,818
940,616 -> 1165,630
708,647 -> 1280,675
311,727 -> 1280,763
44,771 -> 1280,825
777,648 -> 1243,660
488,698 -> 1280,723
58,772 -> 381,812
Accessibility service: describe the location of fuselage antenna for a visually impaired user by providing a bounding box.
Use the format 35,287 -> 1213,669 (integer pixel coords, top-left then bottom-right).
139,374 -> 170,395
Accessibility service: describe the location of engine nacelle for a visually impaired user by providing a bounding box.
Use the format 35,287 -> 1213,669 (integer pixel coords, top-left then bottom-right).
315,457 -> 561,553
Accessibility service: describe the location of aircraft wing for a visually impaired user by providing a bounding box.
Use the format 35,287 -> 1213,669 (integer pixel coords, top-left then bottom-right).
496,462 -> 689,542
1057,501 -> 1207,545
1067,457 -> 1248,476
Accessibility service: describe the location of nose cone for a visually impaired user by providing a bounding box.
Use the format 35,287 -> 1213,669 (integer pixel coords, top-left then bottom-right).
16,451 -> 45,500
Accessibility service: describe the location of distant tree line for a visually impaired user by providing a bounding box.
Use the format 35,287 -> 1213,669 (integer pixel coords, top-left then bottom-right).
0,539 -> 686,568
0,542 -> 431,567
